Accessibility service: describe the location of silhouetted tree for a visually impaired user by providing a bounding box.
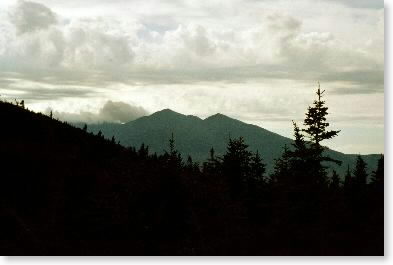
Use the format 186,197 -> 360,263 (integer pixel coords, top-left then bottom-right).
370,154 -> 383,211
223,137 -> 252,197
247,150 -> 266,198
164,133 -> 183,169
371,154 -> 384,189
185,155 -> 200,174
303,83 -> 340,147
249,150 -> 266,183
271,145 -> 291,185
353,155 -> 368,188
294,83 -> 341,187
82,124 -> 87,132
344,165 -> 352,191
329,170 -> 340,190
203,147 -> 221,174
287,121 -> 312,185
138,143 -> 149,158
186,155 -> 193,168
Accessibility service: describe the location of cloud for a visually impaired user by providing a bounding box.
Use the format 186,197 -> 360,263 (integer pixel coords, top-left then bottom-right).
99,100 -> 148,123
328,0 -> 384,9
9,0 -> 58,34
18,86 -> 95,100
0,0 -> 384,101
49,100 -> 149,124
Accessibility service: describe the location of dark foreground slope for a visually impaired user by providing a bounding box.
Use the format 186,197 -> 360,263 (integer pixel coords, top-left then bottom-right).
0,102 -> 383,255
84,109 -> 380,177
0,101 -> 164,254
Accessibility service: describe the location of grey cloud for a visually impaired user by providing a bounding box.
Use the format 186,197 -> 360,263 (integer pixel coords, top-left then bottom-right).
183,25 -> 216,57
246,0 -> 384,9
332,114 -> 384,123
321,70 -> 383,85
9,0 -> 58,34
331,85 -> 383,95
328,0 -> 384,9
139,15 -> 179,34
50,100 -> 149,124
0,1 -> 384,97
3,86 -> 96,101
267,14 -> 302,32
99,100 -> 148,123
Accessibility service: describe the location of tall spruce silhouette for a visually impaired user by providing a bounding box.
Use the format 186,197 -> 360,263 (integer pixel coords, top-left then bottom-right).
203,147 -> 221,175
371,154 -> 384,188
353,155 -> 368,188
288,121 -> 311,185
165,132 -> 183,169
249,151 -> 266,183
295,83 -> 341,186
344,165 -> 352,191
223,136 -> 252,197
329,170 -> 340,190
271,144 -> 291,185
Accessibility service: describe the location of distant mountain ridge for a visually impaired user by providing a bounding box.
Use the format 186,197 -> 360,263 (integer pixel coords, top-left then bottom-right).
82,109 -> 381,177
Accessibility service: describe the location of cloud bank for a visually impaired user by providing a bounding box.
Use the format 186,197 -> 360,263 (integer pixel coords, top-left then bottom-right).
49,100 -> 148,124
0,0 -> 384,96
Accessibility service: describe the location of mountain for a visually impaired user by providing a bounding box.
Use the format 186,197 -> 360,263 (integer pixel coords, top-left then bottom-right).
0,101 -> 383,255
82,109 -> 381,177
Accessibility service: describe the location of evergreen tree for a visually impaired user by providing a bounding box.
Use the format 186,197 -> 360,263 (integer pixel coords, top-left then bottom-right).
329,170 -> 340,190
247,150 -> 266,198
82,124 -> 87,132
186,155 -> 193,168
344,165 -> 352,190
203,147 -> 221,174
164,133 -> 183,169
249,150 -> 266,183
371,154 -> 384,188
222,137 -> 252,197
287,121 -> 314,185
271,145 -> 291,185
298,83 -> 341,186
353,155 -> 368,187
186,155 -> 200,173
138,143 -> 149,158
169,132 -> 176,155
303,83 -> 340,147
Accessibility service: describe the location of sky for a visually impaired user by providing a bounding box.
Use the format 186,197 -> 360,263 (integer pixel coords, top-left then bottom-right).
0,0 -> 384,154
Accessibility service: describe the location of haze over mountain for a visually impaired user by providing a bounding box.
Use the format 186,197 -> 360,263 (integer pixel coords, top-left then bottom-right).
83,109 -> 381,177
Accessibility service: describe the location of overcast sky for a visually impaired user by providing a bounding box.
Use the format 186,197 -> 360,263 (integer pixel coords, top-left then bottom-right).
0,0 -> 384,154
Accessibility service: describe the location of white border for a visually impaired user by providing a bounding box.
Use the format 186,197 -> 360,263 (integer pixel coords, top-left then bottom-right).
1,0 -> 390,264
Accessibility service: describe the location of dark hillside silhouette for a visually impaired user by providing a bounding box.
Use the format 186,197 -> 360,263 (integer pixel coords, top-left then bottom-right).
0,86 -> 383,255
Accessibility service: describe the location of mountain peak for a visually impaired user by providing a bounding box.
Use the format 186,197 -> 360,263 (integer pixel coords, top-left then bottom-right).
205,113 -> 233,121
150,108 -> 184,118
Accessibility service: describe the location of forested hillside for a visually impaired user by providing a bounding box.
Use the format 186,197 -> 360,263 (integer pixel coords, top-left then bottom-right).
0,90 -> 384,255
82,109 -> 380,177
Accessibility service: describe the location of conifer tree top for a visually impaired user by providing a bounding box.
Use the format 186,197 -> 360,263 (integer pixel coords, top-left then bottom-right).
302,82 -> 340,146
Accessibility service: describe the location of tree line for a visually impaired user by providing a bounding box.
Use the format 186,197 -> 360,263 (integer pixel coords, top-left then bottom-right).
0,83 -> 384,255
